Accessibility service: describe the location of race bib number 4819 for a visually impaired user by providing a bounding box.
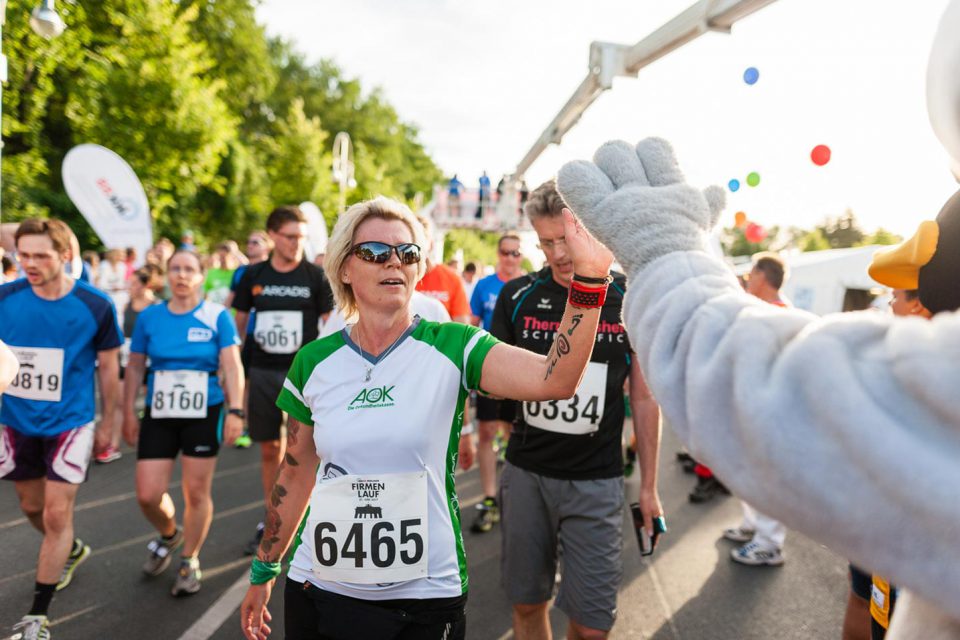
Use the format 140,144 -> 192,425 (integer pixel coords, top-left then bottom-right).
523,361 -> 607,435
6,346 -> 64,402
308,471 -> 428,584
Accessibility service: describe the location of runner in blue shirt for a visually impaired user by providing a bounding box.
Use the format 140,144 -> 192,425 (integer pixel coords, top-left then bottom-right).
1,219 -> 122,640
466,233 -> 524,533
123,249 -> 244,597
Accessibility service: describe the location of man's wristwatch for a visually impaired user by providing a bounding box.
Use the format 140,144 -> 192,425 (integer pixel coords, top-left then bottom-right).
227,408 -> 246,419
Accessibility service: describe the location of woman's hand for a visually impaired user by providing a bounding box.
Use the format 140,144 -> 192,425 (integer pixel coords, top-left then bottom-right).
458,434 -> 475,471
561,208 -> 614,279
240,582 -> 274,640
223,413 -> 243,446
122,411 -> 140,447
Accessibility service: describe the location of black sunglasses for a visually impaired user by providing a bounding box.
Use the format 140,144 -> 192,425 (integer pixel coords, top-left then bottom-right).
351,241 -> 422,265
499,249 -> 521,258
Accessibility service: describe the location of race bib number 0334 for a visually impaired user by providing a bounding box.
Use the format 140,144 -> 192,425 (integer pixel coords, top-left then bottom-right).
151,370 -> 208,419
7,346 -> 64,402
524,361 -> 607,435
254,311 -> 303,355
308,471 -> 428,584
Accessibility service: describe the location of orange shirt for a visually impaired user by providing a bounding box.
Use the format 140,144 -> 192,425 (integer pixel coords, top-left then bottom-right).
416,264 -> 470,319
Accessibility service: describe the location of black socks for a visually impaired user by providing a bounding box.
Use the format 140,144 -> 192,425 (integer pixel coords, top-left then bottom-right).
29,582 -> 56,616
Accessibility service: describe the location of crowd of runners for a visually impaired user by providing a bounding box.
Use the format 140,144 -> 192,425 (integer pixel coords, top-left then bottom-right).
0,149 -> 958,640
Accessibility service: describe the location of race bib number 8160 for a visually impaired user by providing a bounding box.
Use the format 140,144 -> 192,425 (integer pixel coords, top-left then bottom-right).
308,471 -> 428,584
151,370 -> 208,419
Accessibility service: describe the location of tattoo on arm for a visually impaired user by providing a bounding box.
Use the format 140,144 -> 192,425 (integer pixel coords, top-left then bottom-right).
545,314 -> 583,381
284,452 -> 299,466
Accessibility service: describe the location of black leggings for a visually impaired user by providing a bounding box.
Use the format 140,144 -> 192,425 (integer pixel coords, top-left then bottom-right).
284,579 -> 466,640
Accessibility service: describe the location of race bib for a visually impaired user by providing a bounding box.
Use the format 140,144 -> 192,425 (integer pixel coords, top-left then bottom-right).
523,361 -> 607,435
308,470 -> 428,584
151,370 -> 208,419
6,346 -> 64,402
254,311 -> 303,354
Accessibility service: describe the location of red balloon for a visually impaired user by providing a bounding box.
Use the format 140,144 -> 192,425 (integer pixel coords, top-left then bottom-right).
811,144 -> 831,166
745,222 -> 767,243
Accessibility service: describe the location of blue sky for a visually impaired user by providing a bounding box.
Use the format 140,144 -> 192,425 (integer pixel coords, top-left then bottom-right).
259,0 -> 959,236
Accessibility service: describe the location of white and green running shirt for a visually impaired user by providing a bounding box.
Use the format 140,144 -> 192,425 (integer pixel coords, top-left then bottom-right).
278,318 -> 499,601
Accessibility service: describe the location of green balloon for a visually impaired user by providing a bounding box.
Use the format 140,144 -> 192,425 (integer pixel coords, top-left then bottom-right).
746,172 -> 761,187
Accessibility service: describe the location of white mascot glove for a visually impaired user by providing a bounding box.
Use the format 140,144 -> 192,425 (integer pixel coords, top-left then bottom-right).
557,138 -> 726,277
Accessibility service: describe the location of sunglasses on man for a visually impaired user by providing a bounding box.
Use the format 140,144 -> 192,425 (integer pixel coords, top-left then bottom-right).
351,241 -> 422,265
499,249 -> 522,258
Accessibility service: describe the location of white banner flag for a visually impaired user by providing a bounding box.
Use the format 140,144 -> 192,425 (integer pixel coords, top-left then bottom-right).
300,201 -> 328,261
62,144 -> 153,264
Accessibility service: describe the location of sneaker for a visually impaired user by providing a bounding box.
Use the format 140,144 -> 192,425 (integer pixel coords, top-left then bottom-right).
94,445 -> 122,464
12,615 -> 50,640
688,476 -> 730,504
233,434 -> 252,449
143,527 -> 184,576
731,541 -> 785,566
243,522 -> 265,556
171,558 -> 202,597
470,498 -> 500,534
722,526 -> 756,543
57,538 -> 90,591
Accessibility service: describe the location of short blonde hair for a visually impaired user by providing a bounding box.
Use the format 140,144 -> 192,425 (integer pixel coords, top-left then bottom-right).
523,179 -> 568,221
326,196 -> 428,317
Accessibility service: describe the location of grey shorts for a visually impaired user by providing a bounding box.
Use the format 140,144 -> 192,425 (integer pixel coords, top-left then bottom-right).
499,462 -> 624,631
248,366 -> 288,443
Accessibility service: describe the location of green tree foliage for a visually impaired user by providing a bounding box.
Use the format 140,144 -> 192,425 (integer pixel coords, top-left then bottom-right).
817,209 -> 865,249
0,0 -> 442,250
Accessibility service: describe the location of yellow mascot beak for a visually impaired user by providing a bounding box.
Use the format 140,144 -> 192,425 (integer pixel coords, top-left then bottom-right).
868,220 -> 940,289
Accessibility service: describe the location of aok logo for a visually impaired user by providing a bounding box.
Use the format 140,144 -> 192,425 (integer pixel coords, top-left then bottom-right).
348,386 -> 396,410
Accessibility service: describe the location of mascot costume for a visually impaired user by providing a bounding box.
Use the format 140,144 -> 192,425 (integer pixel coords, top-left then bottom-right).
554,3 -> 960,637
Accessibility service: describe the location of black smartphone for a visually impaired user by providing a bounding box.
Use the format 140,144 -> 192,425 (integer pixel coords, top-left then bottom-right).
630,503 -> 667,556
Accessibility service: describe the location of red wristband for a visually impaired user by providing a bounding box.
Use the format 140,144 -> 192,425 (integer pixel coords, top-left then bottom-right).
568,280 -> 608,308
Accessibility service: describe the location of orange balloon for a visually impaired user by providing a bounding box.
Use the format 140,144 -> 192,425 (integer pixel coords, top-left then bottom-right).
734,211 -> 747,228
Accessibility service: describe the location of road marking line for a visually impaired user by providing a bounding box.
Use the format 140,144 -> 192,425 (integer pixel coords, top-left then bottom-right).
1,604 -> 102,640
643,557 -> 681,640
0,462 -> 260,530
0,500 -> 263,586
176,573 -> 250,640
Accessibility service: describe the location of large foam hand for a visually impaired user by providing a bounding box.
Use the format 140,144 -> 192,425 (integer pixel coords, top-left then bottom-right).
557,138 -> 725,277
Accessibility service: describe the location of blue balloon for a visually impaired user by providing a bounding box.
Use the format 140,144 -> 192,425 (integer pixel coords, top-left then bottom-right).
743,67 -> 760,85
728,179 -> 740,192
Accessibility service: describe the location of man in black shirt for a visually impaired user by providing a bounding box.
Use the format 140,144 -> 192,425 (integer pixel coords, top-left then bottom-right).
232,206 -> 334,554
492,181 -> 663,639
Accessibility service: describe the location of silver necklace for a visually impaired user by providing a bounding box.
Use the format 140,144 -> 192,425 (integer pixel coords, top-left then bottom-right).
355,324 -> 409,382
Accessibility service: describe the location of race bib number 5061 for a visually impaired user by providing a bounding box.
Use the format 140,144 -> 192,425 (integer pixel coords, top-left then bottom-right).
308,471 -> 428,584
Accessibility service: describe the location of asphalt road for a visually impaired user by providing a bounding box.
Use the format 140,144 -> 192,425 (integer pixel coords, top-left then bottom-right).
0,425 -> 847,639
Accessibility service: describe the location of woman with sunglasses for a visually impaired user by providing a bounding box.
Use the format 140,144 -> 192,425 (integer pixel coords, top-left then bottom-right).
123,250 -> 244,596
240,196 -> 613,640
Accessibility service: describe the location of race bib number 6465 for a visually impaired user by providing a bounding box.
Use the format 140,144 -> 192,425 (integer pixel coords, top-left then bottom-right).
308,471 -> 428,584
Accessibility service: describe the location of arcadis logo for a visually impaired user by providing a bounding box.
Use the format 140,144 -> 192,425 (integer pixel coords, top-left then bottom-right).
348,385 -> 396,411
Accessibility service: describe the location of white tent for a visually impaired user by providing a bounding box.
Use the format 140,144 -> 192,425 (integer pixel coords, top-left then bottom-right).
734,246 -> 887,316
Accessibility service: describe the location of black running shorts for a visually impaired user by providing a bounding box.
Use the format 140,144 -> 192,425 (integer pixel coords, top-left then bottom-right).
284,578 -> 466,640
137,403 -> 224,459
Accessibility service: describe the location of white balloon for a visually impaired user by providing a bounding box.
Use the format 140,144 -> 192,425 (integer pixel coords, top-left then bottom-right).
927,0 -> 960,165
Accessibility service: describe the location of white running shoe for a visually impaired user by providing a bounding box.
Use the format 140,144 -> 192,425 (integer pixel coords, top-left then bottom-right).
12,614 -> 50,640
731,541 -> 785,566
722,526 -> 756,543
